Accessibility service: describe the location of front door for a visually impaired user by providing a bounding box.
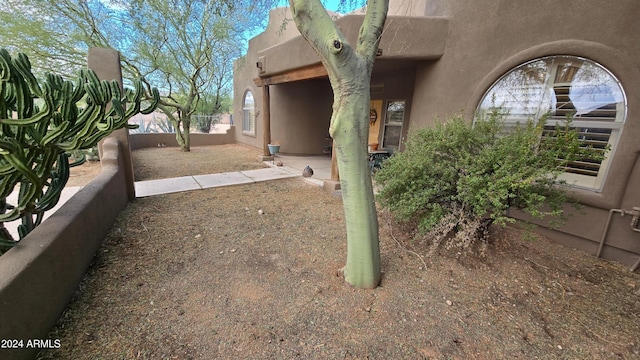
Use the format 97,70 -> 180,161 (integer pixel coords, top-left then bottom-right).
369,100 -> 383,148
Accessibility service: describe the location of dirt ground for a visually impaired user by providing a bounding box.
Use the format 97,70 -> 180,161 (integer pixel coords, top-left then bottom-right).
65,160 -> 104,187
38,144 -> 639,359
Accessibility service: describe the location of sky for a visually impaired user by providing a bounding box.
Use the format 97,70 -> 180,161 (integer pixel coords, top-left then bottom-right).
95,0 -> 359,42
323,0 -> 354,12
247,0 -> 361,39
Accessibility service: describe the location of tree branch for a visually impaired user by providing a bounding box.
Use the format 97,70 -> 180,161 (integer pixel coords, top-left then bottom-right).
356,0 -> 388,63
288,0 -> 352,77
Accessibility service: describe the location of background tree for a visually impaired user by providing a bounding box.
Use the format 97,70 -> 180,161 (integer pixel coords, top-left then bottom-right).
122,0 -> 251,150
289,0 -> 388,289
0,0 -> 267,151
0,0 -> 98,77
192,92 -> 232,133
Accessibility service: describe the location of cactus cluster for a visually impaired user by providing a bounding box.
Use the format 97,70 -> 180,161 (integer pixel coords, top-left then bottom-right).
0,49 -> 158,252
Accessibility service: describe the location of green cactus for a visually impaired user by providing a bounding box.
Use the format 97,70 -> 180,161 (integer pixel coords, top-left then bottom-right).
0,49 -> 159,253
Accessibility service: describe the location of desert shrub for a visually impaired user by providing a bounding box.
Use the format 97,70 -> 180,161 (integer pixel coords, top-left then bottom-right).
375,110 -> 601,252
192,114 -> 220,133
156,117 -> 175,133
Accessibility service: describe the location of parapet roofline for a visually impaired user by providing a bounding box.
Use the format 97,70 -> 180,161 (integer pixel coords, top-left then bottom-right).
254,15 -> 449,79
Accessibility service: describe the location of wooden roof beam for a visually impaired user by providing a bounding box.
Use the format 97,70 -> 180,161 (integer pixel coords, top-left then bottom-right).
253,63 -> 328,87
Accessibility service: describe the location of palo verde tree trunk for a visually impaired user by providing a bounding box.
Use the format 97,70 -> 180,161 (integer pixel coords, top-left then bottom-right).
289,0 -> 388,289
157,104 -> 192,152
179,117 -> 192,152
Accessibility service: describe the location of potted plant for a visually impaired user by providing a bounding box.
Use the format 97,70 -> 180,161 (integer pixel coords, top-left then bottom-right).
267,141 -> 280,155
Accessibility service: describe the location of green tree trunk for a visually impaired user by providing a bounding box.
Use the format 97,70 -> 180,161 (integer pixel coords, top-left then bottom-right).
290,0 -> 388,288
333,86 -> 381,288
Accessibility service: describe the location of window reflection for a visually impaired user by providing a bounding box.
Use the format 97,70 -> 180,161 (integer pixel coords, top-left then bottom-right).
477,56 -> 626,190
383,100 -> 405,150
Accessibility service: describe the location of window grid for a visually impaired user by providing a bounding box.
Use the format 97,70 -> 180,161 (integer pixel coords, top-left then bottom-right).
242,90 -> 255,135
382,100 -> 405,150
478,56 -> 626,190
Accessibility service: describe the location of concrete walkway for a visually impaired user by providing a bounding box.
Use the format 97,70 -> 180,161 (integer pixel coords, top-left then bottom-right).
134,154 -> 333,197
134,167 -> 300,197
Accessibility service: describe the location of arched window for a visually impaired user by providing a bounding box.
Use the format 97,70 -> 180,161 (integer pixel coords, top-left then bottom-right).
477,56 -> 626,190
243,90 -> 255,135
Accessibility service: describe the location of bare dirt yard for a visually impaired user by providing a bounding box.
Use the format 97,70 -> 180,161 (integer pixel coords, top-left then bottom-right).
38,144 -> 639,359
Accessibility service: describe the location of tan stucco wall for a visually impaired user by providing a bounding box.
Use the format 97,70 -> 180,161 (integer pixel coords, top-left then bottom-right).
410,0 -> 640,127
233,2 -> 448,154
129,129 -> 236,150
261,66 -> 417,156
89,48 -> 137,201
0,138 -> 129,360
233,59 -> 263,150
269,79 -> 333,155
234,0 -> 640,266
406,0 -> 640,265
0,47 -> 136,360
255,15 -> 447,77
233,7 -> 304,151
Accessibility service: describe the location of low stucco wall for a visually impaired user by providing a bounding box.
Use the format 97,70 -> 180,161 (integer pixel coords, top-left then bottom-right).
0,137 -> 130,360
129,127 -> 236,150
510,152 -> 640,269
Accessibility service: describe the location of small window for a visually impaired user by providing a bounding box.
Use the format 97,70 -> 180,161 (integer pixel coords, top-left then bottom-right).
242,90 -> 255,135
382,100 -> 405,150
477,56 -> 626,190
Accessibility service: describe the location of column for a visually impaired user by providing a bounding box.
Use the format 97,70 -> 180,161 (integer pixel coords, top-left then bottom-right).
88,47 -> 136,201
262,84 -> 271,157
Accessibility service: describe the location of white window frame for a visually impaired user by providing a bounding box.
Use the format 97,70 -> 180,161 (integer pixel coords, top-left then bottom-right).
242,90 -> 255,136
477,56 -> 626,191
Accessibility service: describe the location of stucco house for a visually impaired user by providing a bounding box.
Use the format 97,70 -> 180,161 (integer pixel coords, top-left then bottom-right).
233,0 -> 640,269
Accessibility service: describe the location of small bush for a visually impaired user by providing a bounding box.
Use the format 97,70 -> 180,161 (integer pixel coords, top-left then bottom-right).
375,110 -> 601,252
